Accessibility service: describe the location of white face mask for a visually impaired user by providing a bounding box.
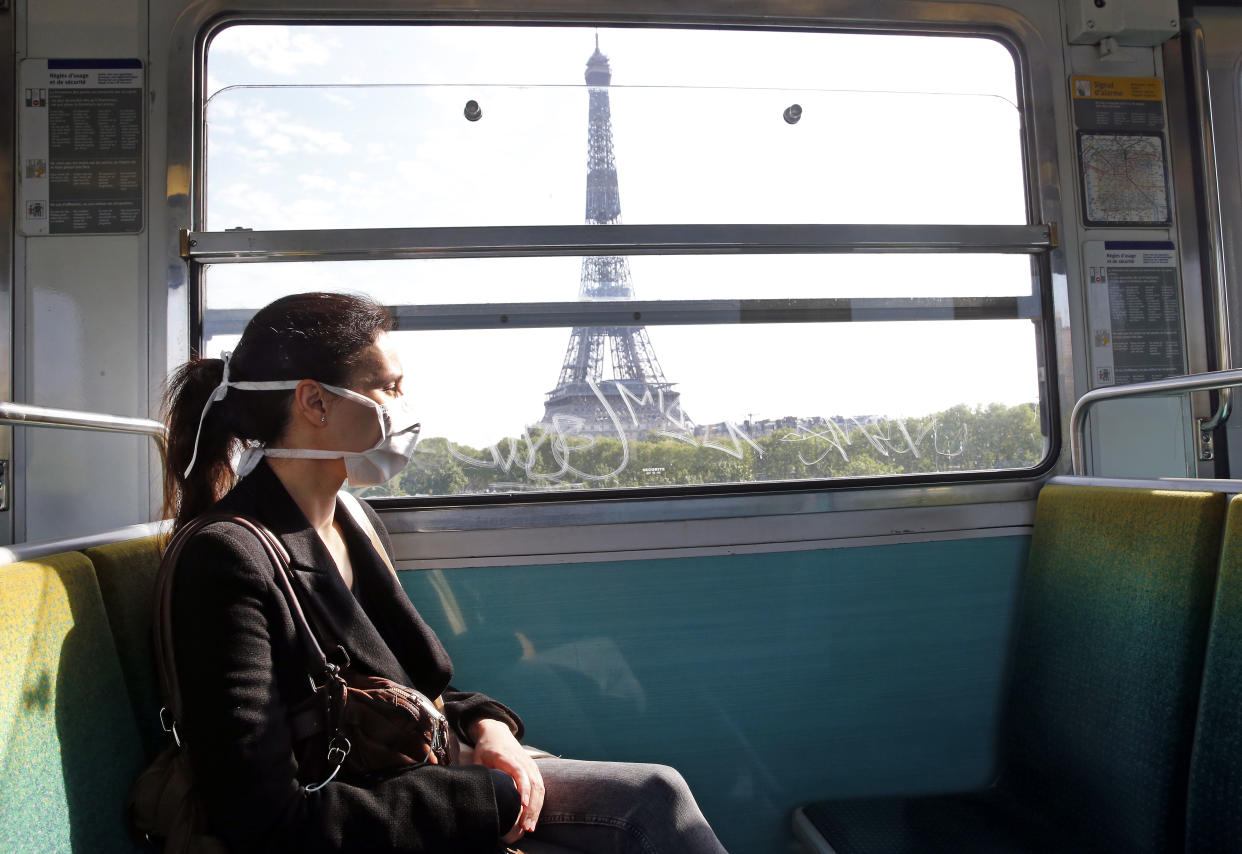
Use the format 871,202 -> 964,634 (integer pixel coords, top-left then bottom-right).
184,352 -> 421,487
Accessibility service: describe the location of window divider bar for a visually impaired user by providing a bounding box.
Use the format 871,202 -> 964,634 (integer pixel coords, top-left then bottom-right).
185,223 -> 1053,263
204,296 -> 1037,337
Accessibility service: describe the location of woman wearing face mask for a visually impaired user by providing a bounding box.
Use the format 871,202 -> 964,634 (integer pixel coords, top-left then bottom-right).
161,292 -> 728,854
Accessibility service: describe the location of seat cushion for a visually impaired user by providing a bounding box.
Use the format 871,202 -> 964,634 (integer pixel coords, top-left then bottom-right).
1185,494 -> 1242,854
0,552 -> 145,852
999,485 -> 1224,853
86,535 -> 165,758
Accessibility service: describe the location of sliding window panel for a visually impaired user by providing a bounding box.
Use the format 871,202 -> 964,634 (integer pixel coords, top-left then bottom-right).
204,24 -> 1025,231
204,261 -> 1044,497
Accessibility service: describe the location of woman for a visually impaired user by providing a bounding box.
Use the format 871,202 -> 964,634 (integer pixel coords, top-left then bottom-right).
163,292 -> 728,853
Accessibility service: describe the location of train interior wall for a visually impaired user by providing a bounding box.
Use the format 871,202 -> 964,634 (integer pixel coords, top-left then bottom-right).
4,0 -> 1242,850
9,0 -> 1242,543
393,535 -> 1031,851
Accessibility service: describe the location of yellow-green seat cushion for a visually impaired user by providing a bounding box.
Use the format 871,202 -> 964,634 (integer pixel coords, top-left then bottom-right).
999,485 -> 1225,852
86,535 -> 164,759
1186,494 -> 1242,853
0,553 -> 145,853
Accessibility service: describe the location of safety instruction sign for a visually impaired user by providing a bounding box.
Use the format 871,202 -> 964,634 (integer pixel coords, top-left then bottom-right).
1071,75 -> 1164,131
1085,240 -> 1185,386
19,59 -> 144,235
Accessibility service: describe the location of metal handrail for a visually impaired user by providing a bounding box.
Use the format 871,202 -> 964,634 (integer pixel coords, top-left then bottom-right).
184,223 -> 1055,263
205,295 -> 1038,337
1070,368 -> 1242,474
0,401 -> 167,454
0,519 -> 171,565
1189,22 -> 1232,432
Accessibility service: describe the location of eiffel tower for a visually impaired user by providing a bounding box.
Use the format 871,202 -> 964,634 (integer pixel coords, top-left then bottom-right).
541,38 -> 685,437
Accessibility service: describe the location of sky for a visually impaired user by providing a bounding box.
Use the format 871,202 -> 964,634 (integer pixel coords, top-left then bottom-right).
202,24 -> 1039,449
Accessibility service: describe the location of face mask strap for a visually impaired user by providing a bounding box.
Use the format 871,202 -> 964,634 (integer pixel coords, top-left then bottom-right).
323,383 -> 421,440
319,383 -> 388,437
184,376 -> 417,480
182,362 -> 309,479
235,387 -> 381,474
263,448 -> 363,460
182,351 -> 233,479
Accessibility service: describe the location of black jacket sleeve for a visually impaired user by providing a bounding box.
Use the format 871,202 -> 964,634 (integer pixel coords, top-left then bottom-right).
172,526 -> 504,854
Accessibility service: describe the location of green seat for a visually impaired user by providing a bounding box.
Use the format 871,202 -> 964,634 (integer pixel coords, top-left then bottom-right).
1185,494 -> 1242,853
799,485 -> 1225,854
0,553 -> 145,853
86,536 -> 165,759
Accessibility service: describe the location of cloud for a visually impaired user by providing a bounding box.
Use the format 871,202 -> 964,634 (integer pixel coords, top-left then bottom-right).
297,174 -> 338,192
227,105 -> 352,156
287,120 -> 352,154
206,182 -> 282,230
283,198 -> 338,229
320,90 -> 355,109
207,99 -> 239,120
245,122 -> 296,155
210,25 -> 339,77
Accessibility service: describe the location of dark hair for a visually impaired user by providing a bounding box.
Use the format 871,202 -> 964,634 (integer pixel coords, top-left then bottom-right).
162,292 -> 392,531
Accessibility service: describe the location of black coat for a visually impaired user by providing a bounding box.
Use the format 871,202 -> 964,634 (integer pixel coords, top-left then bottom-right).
171,460 -> 523,853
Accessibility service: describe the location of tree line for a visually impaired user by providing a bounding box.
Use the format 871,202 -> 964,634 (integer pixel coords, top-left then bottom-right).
357,401 -> 1044,498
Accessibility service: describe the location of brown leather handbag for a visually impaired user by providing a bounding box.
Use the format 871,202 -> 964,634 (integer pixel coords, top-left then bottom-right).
128,510 -> 450,851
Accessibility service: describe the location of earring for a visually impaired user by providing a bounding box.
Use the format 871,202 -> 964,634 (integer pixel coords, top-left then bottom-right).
320,416 -> 326,423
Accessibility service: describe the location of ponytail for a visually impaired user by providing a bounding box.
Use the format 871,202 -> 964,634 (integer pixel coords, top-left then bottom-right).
162,357 -> 238,532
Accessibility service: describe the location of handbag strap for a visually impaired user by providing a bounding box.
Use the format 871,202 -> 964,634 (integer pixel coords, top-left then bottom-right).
336,490 -> 397,581
336,491 -> 446,714
153,513 -> 335,743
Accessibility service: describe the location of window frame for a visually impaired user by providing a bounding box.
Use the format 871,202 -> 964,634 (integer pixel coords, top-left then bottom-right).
178,5 -> 1067,507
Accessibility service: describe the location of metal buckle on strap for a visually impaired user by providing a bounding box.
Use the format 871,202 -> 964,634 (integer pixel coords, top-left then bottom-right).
326,735 -> 351,767
158,706 -> 182,748
305,735 -> 351,793
309,661 -> 340,692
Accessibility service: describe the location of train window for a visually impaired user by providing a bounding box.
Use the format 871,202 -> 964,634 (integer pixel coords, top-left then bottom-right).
204,26 -> 1023,230
198,23 -> 1048,496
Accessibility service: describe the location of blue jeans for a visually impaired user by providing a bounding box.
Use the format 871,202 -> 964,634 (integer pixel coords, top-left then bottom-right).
517,758 -> 729,854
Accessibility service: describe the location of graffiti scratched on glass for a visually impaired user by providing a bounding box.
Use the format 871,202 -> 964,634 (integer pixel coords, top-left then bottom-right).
439,378 -> 972,489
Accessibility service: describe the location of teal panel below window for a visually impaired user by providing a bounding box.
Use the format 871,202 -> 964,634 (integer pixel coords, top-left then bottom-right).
399,535 -> 1028,852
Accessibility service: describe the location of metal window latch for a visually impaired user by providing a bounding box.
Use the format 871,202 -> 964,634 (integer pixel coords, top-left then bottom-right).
1197,419 -> 1216,462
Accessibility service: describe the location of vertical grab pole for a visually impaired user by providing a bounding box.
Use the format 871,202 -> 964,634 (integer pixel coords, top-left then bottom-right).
1188,21 -> 1232,458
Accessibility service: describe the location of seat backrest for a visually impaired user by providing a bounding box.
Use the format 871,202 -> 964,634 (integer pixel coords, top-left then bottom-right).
86,535 -> 165,759
1000,485 -> 1225,854
0,552 -> 145,853
1185,493 -> 1242,853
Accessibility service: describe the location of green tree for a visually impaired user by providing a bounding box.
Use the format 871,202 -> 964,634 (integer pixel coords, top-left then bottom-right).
399,437 -> 468,496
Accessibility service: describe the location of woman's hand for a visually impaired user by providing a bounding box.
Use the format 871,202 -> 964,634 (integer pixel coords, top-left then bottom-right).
469,718 -> 544,840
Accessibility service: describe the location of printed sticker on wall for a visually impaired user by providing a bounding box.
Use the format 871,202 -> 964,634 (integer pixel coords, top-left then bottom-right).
1070,75 -> 1165,132
19,59 -> 144,235
1083,241 -> 1185,387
